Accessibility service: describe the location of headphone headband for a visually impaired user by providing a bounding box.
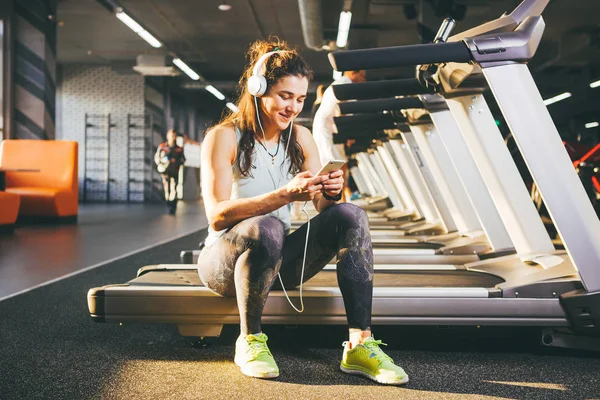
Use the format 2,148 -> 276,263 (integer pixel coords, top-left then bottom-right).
250,48 -> 295,164
248,49 -> 290,97
251,51 -> 279,76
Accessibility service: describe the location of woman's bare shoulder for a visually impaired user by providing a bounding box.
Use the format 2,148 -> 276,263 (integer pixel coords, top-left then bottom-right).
206,121 -> 236,138
203,122 -> 238,165
294,124 -> 313,142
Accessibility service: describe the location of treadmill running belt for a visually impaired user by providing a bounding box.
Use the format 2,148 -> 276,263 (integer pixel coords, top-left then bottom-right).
130,269 -> 504,288
368,242 -> 443,249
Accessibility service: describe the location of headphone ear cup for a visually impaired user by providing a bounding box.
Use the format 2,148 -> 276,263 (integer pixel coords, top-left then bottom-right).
247,75 -> 267,97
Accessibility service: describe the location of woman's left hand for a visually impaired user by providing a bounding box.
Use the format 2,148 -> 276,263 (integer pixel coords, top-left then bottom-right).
322,169 -> 344,197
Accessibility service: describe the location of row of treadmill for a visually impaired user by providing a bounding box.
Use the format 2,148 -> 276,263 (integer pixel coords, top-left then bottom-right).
88,0 -> 600,351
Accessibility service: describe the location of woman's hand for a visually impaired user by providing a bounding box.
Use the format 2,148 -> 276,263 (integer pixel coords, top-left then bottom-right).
285,171 -> 327,202
322,169 -> 344,198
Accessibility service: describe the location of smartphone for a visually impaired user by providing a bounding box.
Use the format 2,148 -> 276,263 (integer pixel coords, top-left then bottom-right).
317,159 -> 346,176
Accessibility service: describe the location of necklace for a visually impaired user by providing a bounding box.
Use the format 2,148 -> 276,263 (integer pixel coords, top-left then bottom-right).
257,135 -> 281,164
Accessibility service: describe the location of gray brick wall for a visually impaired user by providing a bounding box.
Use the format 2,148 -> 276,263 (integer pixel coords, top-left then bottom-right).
58,65 -> 145,202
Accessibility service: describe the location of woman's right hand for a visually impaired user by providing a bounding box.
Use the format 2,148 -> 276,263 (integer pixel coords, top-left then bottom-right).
285,171 -> 327,202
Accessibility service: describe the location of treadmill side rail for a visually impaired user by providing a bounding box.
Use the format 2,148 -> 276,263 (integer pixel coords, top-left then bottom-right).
180,250 -> 196,264
88,283 -> 569,330
180,249 -> 481,265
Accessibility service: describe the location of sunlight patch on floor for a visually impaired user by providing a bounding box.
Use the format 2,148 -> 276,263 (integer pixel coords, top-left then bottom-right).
483,380 -> 569,391
99,359 -> 233,398
100,359 -> 542,400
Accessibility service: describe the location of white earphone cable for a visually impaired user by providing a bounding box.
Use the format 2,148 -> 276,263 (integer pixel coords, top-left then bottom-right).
254,95 -> 307,313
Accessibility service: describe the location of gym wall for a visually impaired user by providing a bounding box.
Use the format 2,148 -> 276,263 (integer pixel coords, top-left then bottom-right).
57,65 -> 145,202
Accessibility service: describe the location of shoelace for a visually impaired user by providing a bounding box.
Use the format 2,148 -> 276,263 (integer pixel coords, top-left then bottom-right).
342,338 -> 394,363
363,339 -> 395,365
244,334 -> 271,360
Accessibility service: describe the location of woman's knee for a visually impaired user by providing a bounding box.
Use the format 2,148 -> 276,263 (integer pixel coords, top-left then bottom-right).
326,203 -> 371,251
196,217 -> 285,297
328,203 -> 369,229
237,215 -> 286,263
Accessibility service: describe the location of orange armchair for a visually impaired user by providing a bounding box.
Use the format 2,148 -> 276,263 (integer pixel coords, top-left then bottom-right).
0,191 -> 20,232
0,140 -> 78,220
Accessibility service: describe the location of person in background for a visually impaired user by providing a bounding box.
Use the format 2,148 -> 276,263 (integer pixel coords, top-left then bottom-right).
181,133 -> 201,146
291,84 -> 327,221
312,70 -> 366,201
155,129 -> 186,214
310,84 -> 326,120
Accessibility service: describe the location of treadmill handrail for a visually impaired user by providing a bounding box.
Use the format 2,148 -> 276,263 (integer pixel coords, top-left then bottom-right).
336,129 -> 386,140
332,79 -> 435,101
334,113 -> 397,130
449,0 -> 548,41
334,113 -> 390,123
328,41 -> 472,72
339,97 -> 425,115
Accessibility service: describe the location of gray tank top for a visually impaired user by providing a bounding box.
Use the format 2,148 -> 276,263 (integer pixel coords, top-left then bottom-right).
205,125 -> 294,247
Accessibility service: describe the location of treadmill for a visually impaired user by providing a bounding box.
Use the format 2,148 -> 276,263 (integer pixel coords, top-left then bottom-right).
295,95 -> 513,258
88,0 -> 600,350
187,88 -> 504,260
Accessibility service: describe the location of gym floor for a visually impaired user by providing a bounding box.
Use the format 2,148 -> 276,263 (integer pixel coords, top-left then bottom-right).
0,201 -> 207,301
1,202 -> 599,399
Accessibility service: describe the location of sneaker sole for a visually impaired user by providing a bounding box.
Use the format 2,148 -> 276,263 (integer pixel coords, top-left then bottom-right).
340,364 -> 409,386
235,357 -> 279,379
240,367 -> 279,379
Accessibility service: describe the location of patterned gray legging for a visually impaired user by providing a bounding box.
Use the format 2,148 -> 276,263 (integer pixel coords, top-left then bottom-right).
197,203 -> 374,335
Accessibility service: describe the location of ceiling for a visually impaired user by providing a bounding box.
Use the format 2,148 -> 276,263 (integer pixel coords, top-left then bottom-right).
55,0 -> 600,137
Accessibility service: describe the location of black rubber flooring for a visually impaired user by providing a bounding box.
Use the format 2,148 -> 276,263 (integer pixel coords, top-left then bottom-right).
1,231 -> 599,400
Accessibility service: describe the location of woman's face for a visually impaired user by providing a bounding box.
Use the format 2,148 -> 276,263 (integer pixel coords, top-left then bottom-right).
260,75 -> 308,131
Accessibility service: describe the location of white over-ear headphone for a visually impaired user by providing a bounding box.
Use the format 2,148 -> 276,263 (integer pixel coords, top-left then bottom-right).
249,48 -> 294,157
247,50 -> 287,97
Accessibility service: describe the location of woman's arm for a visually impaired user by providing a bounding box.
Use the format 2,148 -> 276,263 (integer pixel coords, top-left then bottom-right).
296,126 -> 344,213
202,124 -> 325,231
201,124 -> 293,231
154,145 -> 163,166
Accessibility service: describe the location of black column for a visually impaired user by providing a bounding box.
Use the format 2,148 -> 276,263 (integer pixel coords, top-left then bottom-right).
11,0 -> 58,140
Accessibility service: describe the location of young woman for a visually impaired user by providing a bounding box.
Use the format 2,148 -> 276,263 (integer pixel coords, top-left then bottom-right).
198,39 -> 408,386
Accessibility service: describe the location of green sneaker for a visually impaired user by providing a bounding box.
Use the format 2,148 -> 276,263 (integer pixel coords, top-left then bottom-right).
234,333 -> 279,379
340,337 -> 409,385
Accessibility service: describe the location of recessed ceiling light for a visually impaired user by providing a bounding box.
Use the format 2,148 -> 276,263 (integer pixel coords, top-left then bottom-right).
218,1 -> 232,11
543,92 -> 571,106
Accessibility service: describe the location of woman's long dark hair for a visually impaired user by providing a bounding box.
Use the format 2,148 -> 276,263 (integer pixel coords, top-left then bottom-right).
214,38 -> 313,177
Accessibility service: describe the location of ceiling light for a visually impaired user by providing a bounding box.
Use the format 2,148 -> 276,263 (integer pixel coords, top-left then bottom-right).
226,102 -> 239,112
585,122 -> 599,129
173,58 -> 200,80
543,92 -> 571,106
205,85 -> 226,100
137,30 -> 162,48
116,11 -> 162,48
218,1 -> 232,11
590,80 -> 600,89
336,11 -> 352,48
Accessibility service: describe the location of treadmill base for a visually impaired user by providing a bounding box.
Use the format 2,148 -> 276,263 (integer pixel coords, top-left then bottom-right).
542,328 -> 600,352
